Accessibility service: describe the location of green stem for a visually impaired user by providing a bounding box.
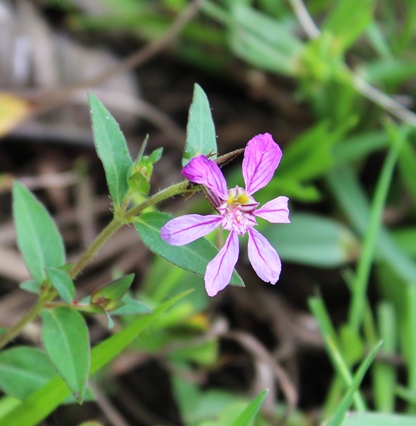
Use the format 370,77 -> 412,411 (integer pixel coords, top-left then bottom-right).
0,292 -> 51,349
0,179 -> 196,350
69,218 -> 122,280
124,180 -> 192,220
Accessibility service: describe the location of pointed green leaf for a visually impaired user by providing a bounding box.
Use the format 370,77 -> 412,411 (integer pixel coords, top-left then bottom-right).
13,182 -> 65,283
135,212 -> 244,287
41,308 -> 90,403
182,84 -> 217,166
149,147 -> 163,163
327,341 -> 382,426
46,268 -> 75,304
88,94 -> 133,206
19,280 -> 42,294
231,389 -> 268,426
111,295 -> 152,316
91,274 -> 134,306
0,346 -> 95,405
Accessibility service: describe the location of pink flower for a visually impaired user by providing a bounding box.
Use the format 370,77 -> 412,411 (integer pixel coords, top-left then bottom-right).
161,133 -> 290,297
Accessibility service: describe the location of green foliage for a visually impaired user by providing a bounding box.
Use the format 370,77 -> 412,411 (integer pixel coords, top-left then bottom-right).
268,118 -> 356,201
327,341 -> 382,426
183,83 -> 217,166
91,273 -> 134,311
12,182 -> 65,283
1,293 -> 188,426
328,167 -> 416,285
372,302 -> 397,412
45,268 -> 75,304
322,0 -> 375,53
4,2 -> 416,424
135,212 -> 244,287
231,389 -> 268,426
172,374 -> 270,426
129,136 -> 163,195
341,413 -> 416,426
41,308 -> 90,404
0,346 -> 94,404
0,347 -> 60,400
262,213 -> 359,268
228,4 -> 302,75
89,93 -> 133,208
110,295 -> 152,316
19,280 -> 42,295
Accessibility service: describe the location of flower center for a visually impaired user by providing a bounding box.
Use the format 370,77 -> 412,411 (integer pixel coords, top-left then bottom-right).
219,186 -> 258,235
227,187 -> 250,205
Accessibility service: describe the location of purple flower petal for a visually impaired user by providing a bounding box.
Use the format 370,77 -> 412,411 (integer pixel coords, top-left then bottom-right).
205,231 -> 239,297
255,196 -> 290,223
161,214 -> 222,246
242,133 -> 282,195
247,227 -> 281,284
182,156 -> 228,200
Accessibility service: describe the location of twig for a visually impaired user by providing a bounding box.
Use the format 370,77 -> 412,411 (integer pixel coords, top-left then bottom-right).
224,331 -> 298,425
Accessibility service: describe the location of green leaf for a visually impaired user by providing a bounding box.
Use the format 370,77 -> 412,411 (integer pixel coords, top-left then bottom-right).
0,347 -> 57,400
169,340 -> 218,366
149,147 -> 163,163
0,292 -> 190,426
393,228 -> 416,257
110,295 -> 152,316
372,302 -> 397,412
91,274 -> 135,310
46,268 -> 75,304
341,413 -> 416,426
398,138 -> 416,202
327,341 -> 382,426
327,167 -> 416,285
262,213 -> 360,267
13,182 -> 65,283
322,0 -> 375,52
279,118 -> 356,181
182,84 -> 217,166
0,397 -> 21,419
19,280 -> 42,294
41,308 -> 90,403
135,212 -> 244,287
231,389 -> 268,426
88,94 -> 133,207
0,346 -> 94,404
228,4 -> 302,75
172,374 -> 242,425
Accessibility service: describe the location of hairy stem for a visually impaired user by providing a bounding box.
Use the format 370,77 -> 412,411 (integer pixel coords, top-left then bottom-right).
0,296 -> 47,350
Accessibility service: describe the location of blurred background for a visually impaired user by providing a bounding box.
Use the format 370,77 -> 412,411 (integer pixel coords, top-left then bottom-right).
1,0 -> 416,425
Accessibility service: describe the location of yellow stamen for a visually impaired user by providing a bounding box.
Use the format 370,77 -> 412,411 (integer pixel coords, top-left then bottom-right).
227,193 -> 249,205
238,194 -> 249,204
